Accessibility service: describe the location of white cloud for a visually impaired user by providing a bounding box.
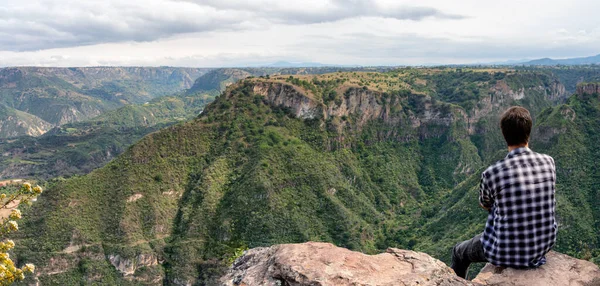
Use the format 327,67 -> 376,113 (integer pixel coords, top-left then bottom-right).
0,0 -> 464,51
0,0 -> 599,66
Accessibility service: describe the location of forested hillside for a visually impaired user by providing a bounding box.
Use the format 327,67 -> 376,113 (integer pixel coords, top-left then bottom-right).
14,68 -> 599,285
0,67 -> 388,180
0,70 -> 220,180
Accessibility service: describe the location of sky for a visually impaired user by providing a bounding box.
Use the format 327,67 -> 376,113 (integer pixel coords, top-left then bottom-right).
0,0 -> 599,67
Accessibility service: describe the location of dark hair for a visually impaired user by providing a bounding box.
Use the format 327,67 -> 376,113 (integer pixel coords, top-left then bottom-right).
500,106 -> 532,146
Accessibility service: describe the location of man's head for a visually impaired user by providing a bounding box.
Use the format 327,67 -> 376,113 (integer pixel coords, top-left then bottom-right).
500,106 -> 532,147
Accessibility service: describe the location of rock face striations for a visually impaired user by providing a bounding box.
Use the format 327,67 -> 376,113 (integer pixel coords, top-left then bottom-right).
222,242 -> 600,286
577,83 -> 600,96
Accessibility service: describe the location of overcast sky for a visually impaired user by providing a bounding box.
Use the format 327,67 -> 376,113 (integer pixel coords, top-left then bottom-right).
0,0 -> 599,67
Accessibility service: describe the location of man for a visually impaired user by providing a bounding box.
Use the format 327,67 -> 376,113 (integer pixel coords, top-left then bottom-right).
451,106 -> 557,279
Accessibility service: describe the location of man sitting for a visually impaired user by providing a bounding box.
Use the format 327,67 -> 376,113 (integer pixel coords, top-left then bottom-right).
451,106 -> 558,279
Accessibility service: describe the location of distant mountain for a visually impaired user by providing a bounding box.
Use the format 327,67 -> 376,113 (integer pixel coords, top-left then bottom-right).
253,61 -> 359,68
524,54 -> 600,65
264,61 -> 330,67
186,68 -> 256,95
483,59 -> 530,65
0,67 -> 210,138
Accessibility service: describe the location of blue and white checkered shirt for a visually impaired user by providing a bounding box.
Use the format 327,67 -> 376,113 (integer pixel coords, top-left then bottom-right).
479,147 -> 557,268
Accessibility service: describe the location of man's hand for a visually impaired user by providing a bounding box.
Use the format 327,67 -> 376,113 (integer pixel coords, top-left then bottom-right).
479,202 -> 490,211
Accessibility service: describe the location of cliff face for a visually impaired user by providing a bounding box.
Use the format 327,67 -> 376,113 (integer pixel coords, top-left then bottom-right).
252,82 -> 322,120
468,78 -> 566,134
577,83 -> 600,95
222,242 -> 600,286
250,76 -> 565,143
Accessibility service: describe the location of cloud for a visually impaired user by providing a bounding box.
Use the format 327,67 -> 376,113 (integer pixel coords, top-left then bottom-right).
0,0 -> 465,51
0,0 -> 250,51
1,0 -> 599,66
188,0 -> 466,24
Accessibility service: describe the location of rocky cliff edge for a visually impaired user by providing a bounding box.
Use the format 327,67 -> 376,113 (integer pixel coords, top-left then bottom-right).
221,242 -> 600,286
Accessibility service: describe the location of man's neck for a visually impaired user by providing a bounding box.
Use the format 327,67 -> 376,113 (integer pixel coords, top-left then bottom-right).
508,144 -> 528,152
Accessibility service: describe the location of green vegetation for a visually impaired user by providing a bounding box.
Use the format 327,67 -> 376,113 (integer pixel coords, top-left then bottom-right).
186,68 -> 255,96
522,65 -> 600,93
0,68 -> 268,180
413,87 -> 600,268
0,105 -> 53,138
0,89 -> 216,180
9,68 -> 598,284
0,67 -> 208,138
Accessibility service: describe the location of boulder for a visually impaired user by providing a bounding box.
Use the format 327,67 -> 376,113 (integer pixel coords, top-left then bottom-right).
220,242 -> 474,286
473,251 -> 600,286
221,242 -> 600,286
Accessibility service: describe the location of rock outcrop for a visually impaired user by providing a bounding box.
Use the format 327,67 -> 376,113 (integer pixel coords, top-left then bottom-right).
107,253 -> 159,276
473,251 -> 600,286
577,83 -> 600,96
252,82 -> 322,120
221,242 -> 600,286
221,242 -> 474,286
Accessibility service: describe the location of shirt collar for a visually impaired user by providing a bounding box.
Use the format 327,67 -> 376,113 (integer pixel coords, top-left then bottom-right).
506,147 -> 531,158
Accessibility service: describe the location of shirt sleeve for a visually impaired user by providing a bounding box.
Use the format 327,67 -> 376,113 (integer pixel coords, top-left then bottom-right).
479,172 -> 494,209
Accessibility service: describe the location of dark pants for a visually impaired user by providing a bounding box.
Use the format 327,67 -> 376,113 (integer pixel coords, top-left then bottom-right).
451,234 -> 488,279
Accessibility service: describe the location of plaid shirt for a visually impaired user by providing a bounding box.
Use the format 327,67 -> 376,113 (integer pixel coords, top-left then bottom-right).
479,147 -> 557,268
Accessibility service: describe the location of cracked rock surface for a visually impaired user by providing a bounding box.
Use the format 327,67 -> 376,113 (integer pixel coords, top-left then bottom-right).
220,242 -> 475,286
221,242 -> 600,286
473,251 -> 600,286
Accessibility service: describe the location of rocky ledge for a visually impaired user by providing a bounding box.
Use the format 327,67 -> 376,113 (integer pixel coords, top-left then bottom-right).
473,251 -> 600,286
221,242 -> 600,286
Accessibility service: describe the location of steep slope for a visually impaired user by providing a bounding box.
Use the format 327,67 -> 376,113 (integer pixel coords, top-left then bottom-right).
77,92 -> 211,129
533,84 -> 600,261
0,105 -> 53,137
14,69 -> 569,285
186,68 -> 257,96
0,67 -> 209,138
